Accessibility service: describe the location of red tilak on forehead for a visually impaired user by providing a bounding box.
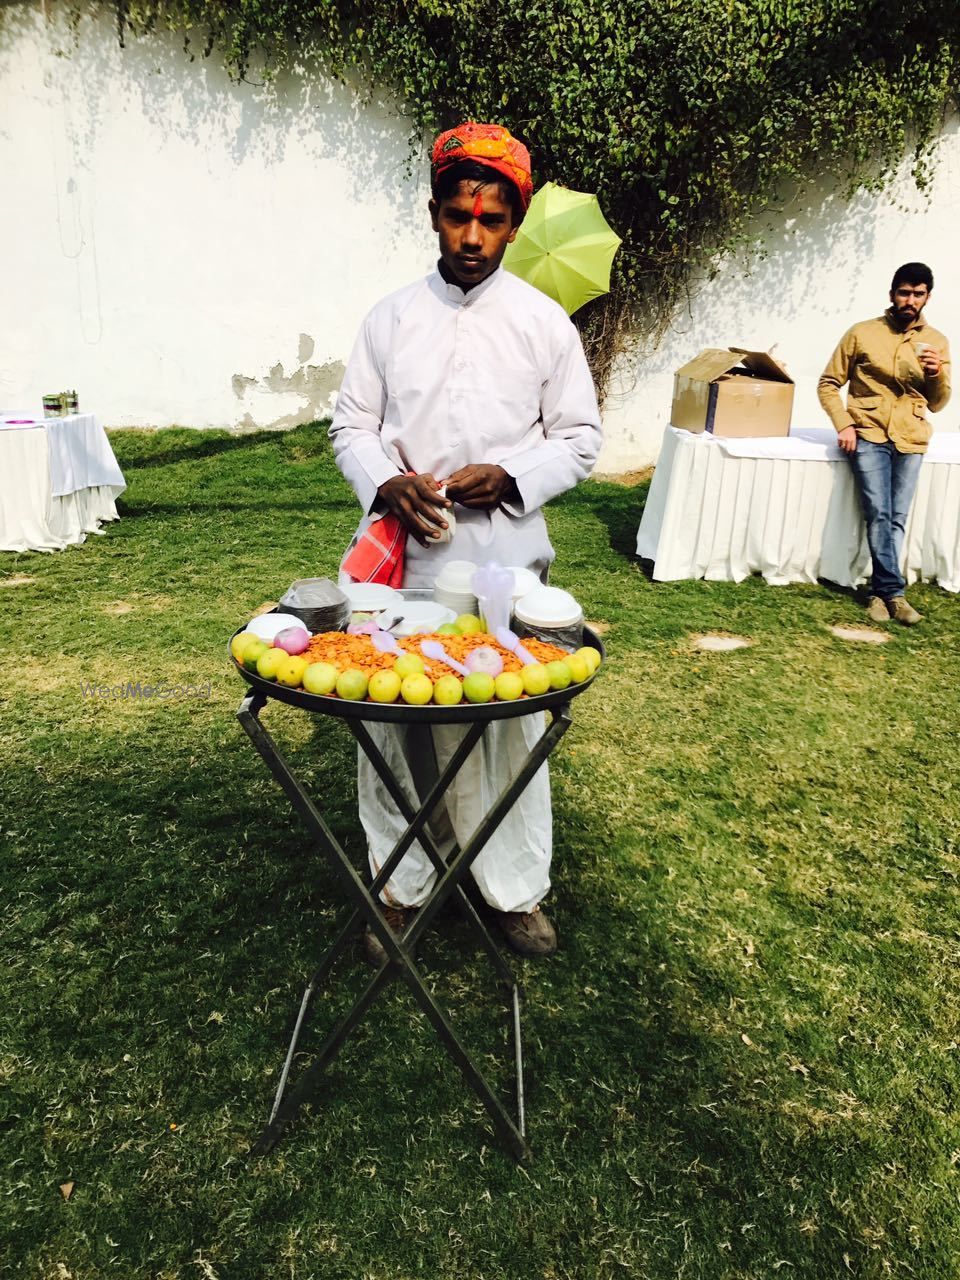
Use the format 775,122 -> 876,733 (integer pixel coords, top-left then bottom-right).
472,192 -> 484,217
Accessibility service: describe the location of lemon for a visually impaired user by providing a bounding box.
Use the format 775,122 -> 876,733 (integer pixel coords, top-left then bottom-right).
276,655 -> 309,688
432,674 -> 463,705
336,669 -> 369,700
368,669 -> 402,703
545,660 -> 572,691
256,648 -> 288,681
574,645 -> 602,674
393,652 -> 426,679
563,653 -> 591,683
241,637 -> 270,672
303,662 -> 339,695
463,672 -> 495,703
454,614 -> 484,635
401,673 -> 434,705
520,663 -> 551,696
494,671 -> 524,701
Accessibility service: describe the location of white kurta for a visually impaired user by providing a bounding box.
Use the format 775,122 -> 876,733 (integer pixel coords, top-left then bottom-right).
329,265 -> 602,912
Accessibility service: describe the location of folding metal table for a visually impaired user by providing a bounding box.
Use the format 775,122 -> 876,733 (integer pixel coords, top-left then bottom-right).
232,622 -> 602,1163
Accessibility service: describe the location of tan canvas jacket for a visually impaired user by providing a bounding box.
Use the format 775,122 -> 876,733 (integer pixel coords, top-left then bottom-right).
817,309 -> 952,453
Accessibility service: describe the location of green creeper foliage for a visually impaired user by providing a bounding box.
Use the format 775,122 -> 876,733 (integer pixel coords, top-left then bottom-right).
78,3 -> 960,389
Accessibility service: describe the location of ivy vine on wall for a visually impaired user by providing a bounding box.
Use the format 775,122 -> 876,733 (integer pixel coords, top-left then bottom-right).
68,2 -> 960,393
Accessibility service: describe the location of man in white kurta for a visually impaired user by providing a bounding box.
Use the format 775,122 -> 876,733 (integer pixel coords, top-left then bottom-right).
329,121 -> 601,962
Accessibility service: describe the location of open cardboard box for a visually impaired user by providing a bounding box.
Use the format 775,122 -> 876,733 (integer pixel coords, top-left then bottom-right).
671,348 -> 794,438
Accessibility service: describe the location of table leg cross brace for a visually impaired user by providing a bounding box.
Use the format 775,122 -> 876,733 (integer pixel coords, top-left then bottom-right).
237,692 -> 571,1162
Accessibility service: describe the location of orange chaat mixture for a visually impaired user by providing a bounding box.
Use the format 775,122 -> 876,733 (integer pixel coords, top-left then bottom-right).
302,631 -> 569,681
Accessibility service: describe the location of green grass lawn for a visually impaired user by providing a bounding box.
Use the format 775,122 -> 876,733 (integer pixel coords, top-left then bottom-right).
3,423 -> 960,1279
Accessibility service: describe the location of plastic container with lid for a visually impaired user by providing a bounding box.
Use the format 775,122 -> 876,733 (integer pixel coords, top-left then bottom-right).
513,585 -> 584,650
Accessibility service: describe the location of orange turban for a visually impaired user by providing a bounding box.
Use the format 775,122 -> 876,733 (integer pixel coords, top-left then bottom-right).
431,122 -> 533,211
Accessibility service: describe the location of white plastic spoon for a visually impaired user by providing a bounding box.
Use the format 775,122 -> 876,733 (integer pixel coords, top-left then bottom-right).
420,639 -> 470,676
495,626 -> 538,666
371,628 -> 402,656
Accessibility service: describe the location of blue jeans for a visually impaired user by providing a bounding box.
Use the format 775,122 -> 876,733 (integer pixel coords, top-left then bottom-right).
849,438 -> 923,599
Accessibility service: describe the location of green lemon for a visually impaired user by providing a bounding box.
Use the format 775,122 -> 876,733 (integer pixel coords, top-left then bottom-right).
545,660 -> 572,691
336,669 -> 369,701
463,672 -> 495,704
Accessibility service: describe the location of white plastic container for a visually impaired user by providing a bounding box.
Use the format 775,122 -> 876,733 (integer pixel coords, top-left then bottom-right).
513,585 -> 584,649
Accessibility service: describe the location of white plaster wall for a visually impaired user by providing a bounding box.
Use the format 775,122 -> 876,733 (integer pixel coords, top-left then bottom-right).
0,3 -> 436,427
2,3 -> 959,470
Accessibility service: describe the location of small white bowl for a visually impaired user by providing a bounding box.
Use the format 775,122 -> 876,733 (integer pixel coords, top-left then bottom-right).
507,567 -> 540,601
244,612 -> 308,641
340,583 -> 403,613
386,601 -> 457,637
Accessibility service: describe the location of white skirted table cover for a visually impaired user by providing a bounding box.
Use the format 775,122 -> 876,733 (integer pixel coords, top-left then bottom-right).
0,414 -> 127,553
636,426 -> 960,592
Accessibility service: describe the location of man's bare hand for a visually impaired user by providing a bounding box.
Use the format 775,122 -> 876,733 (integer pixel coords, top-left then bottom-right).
377,473 -> 450,546
919,346 -> 942,378
837,426 -> 858,453
444,464 -> 517,510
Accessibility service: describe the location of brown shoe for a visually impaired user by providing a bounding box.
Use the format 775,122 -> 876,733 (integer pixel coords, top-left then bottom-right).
494,906 -> 557,957
363,904 -> 417,968
865,596 -> 891,623
888,596 -> 922,625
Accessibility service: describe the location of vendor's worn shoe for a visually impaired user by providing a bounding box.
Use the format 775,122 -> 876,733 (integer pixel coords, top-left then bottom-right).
865,596 -> 891,623
888,596 -> 922,625
494,906 -> 557,957
363,904 -> 418,968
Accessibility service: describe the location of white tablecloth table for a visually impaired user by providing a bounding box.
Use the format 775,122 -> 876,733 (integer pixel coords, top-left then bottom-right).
0,414 -> 127,553
636,426 -> 960,592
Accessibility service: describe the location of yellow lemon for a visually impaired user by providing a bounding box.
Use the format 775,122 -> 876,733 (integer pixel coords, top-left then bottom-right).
256,647 -> 288,681
563,653 -> 591,684
393,652 -> 426,679
276,655 -> 309,688
454,614 -> 484,635
520,663 -> 551,696
574,645 -> 602,674
494,671 -> 524,701
302,662 -> 339,695
432,674 -> 463,705
368,669 -> 402,703
400,673 -> 434,705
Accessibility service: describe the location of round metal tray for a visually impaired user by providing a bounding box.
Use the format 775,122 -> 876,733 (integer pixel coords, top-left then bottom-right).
230,599 -> 604,724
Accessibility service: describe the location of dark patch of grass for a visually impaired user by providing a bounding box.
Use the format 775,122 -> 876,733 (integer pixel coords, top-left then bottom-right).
2,424 -> 960,1278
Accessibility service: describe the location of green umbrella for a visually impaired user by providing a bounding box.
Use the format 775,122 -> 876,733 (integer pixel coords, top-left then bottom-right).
502,182 -> 622,315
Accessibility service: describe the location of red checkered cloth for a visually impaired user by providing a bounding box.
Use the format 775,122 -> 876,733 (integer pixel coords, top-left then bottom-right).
341,513 -> 406,587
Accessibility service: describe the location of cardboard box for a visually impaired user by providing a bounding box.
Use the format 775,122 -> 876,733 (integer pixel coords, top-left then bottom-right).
671,348 -> 794,438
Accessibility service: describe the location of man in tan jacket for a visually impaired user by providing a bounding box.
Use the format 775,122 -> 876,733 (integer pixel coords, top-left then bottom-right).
818,262 -> 951,624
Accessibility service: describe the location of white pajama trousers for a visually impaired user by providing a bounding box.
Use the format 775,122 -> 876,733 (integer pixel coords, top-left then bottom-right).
357,714 -> 552,914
